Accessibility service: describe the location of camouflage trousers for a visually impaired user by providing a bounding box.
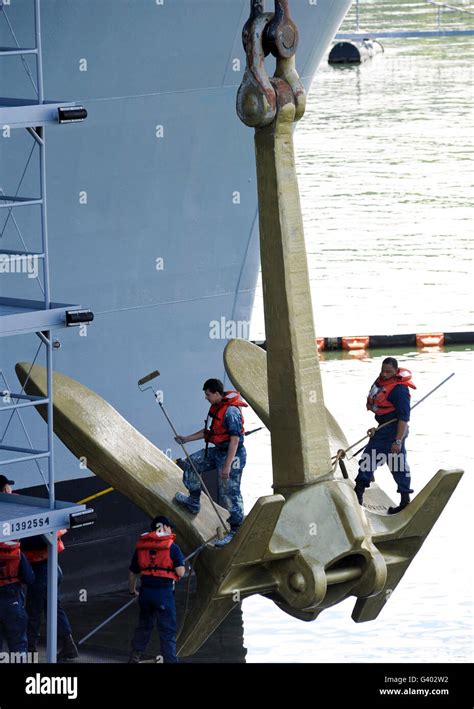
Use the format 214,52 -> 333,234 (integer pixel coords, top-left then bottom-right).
182,445 -> 246,530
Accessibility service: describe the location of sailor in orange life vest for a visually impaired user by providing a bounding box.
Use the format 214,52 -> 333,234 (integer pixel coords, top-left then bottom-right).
174,378 -> 247,547
128,515 -> 185,663
354,357 -> 416,514
0,478 -> 77,658
0,474 -> 35,654
19,525 -> 78,658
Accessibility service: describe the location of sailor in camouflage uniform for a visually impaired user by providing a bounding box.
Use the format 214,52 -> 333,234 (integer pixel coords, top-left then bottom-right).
174,378 -> 247,546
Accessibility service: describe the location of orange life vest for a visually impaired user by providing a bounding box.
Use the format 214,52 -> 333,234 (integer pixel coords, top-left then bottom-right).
0,541 -> 21,587
367,369 -> 416,415
22,530 -> 67,564
204,391 -> 247,446
136,532 -> 180,581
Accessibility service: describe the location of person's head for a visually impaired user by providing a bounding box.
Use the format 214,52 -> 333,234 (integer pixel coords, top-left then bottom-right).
380,357 -> 399,380
0,474 -> 14,494
150,515 -> 174,535
203,378 -> 224,405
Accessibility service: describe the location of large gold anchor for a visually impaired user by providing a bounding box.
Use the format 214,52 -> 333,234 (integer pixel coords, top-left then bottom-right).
174,0 -> 463,654
15,0 -> 463,659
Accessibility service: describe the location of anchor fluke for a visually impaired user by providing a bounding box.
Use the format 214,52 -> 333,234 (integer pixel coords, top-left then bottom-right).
354,468 -> 463,623
14,362 -> 224,555
178,494 -> 285,656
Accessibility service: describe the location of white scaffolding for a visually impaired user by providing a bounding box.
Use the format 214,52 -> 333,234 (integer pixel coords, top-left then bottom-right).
0,0 -> 94,664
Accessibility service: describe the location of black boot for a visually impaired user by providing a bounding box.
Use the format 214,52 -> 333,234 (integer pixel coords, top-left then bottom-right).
354,483 -> 365,505
175,490 -> 201,514
57,634 -> 79,660
388,492 -> 411,515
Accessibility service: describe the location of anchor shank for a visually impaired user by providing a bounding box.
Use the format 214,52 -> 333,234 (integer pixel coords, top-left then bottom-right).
254,100 -> 332,489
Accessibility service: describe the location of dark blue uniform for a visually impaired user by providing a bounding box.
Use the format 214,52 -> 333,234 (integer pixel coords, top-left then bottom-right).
355,384 -> 413,494
21,535 -> 72,649
0,551 -> 34,654
182,406 -> 246,529
130,540 -> 185,663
